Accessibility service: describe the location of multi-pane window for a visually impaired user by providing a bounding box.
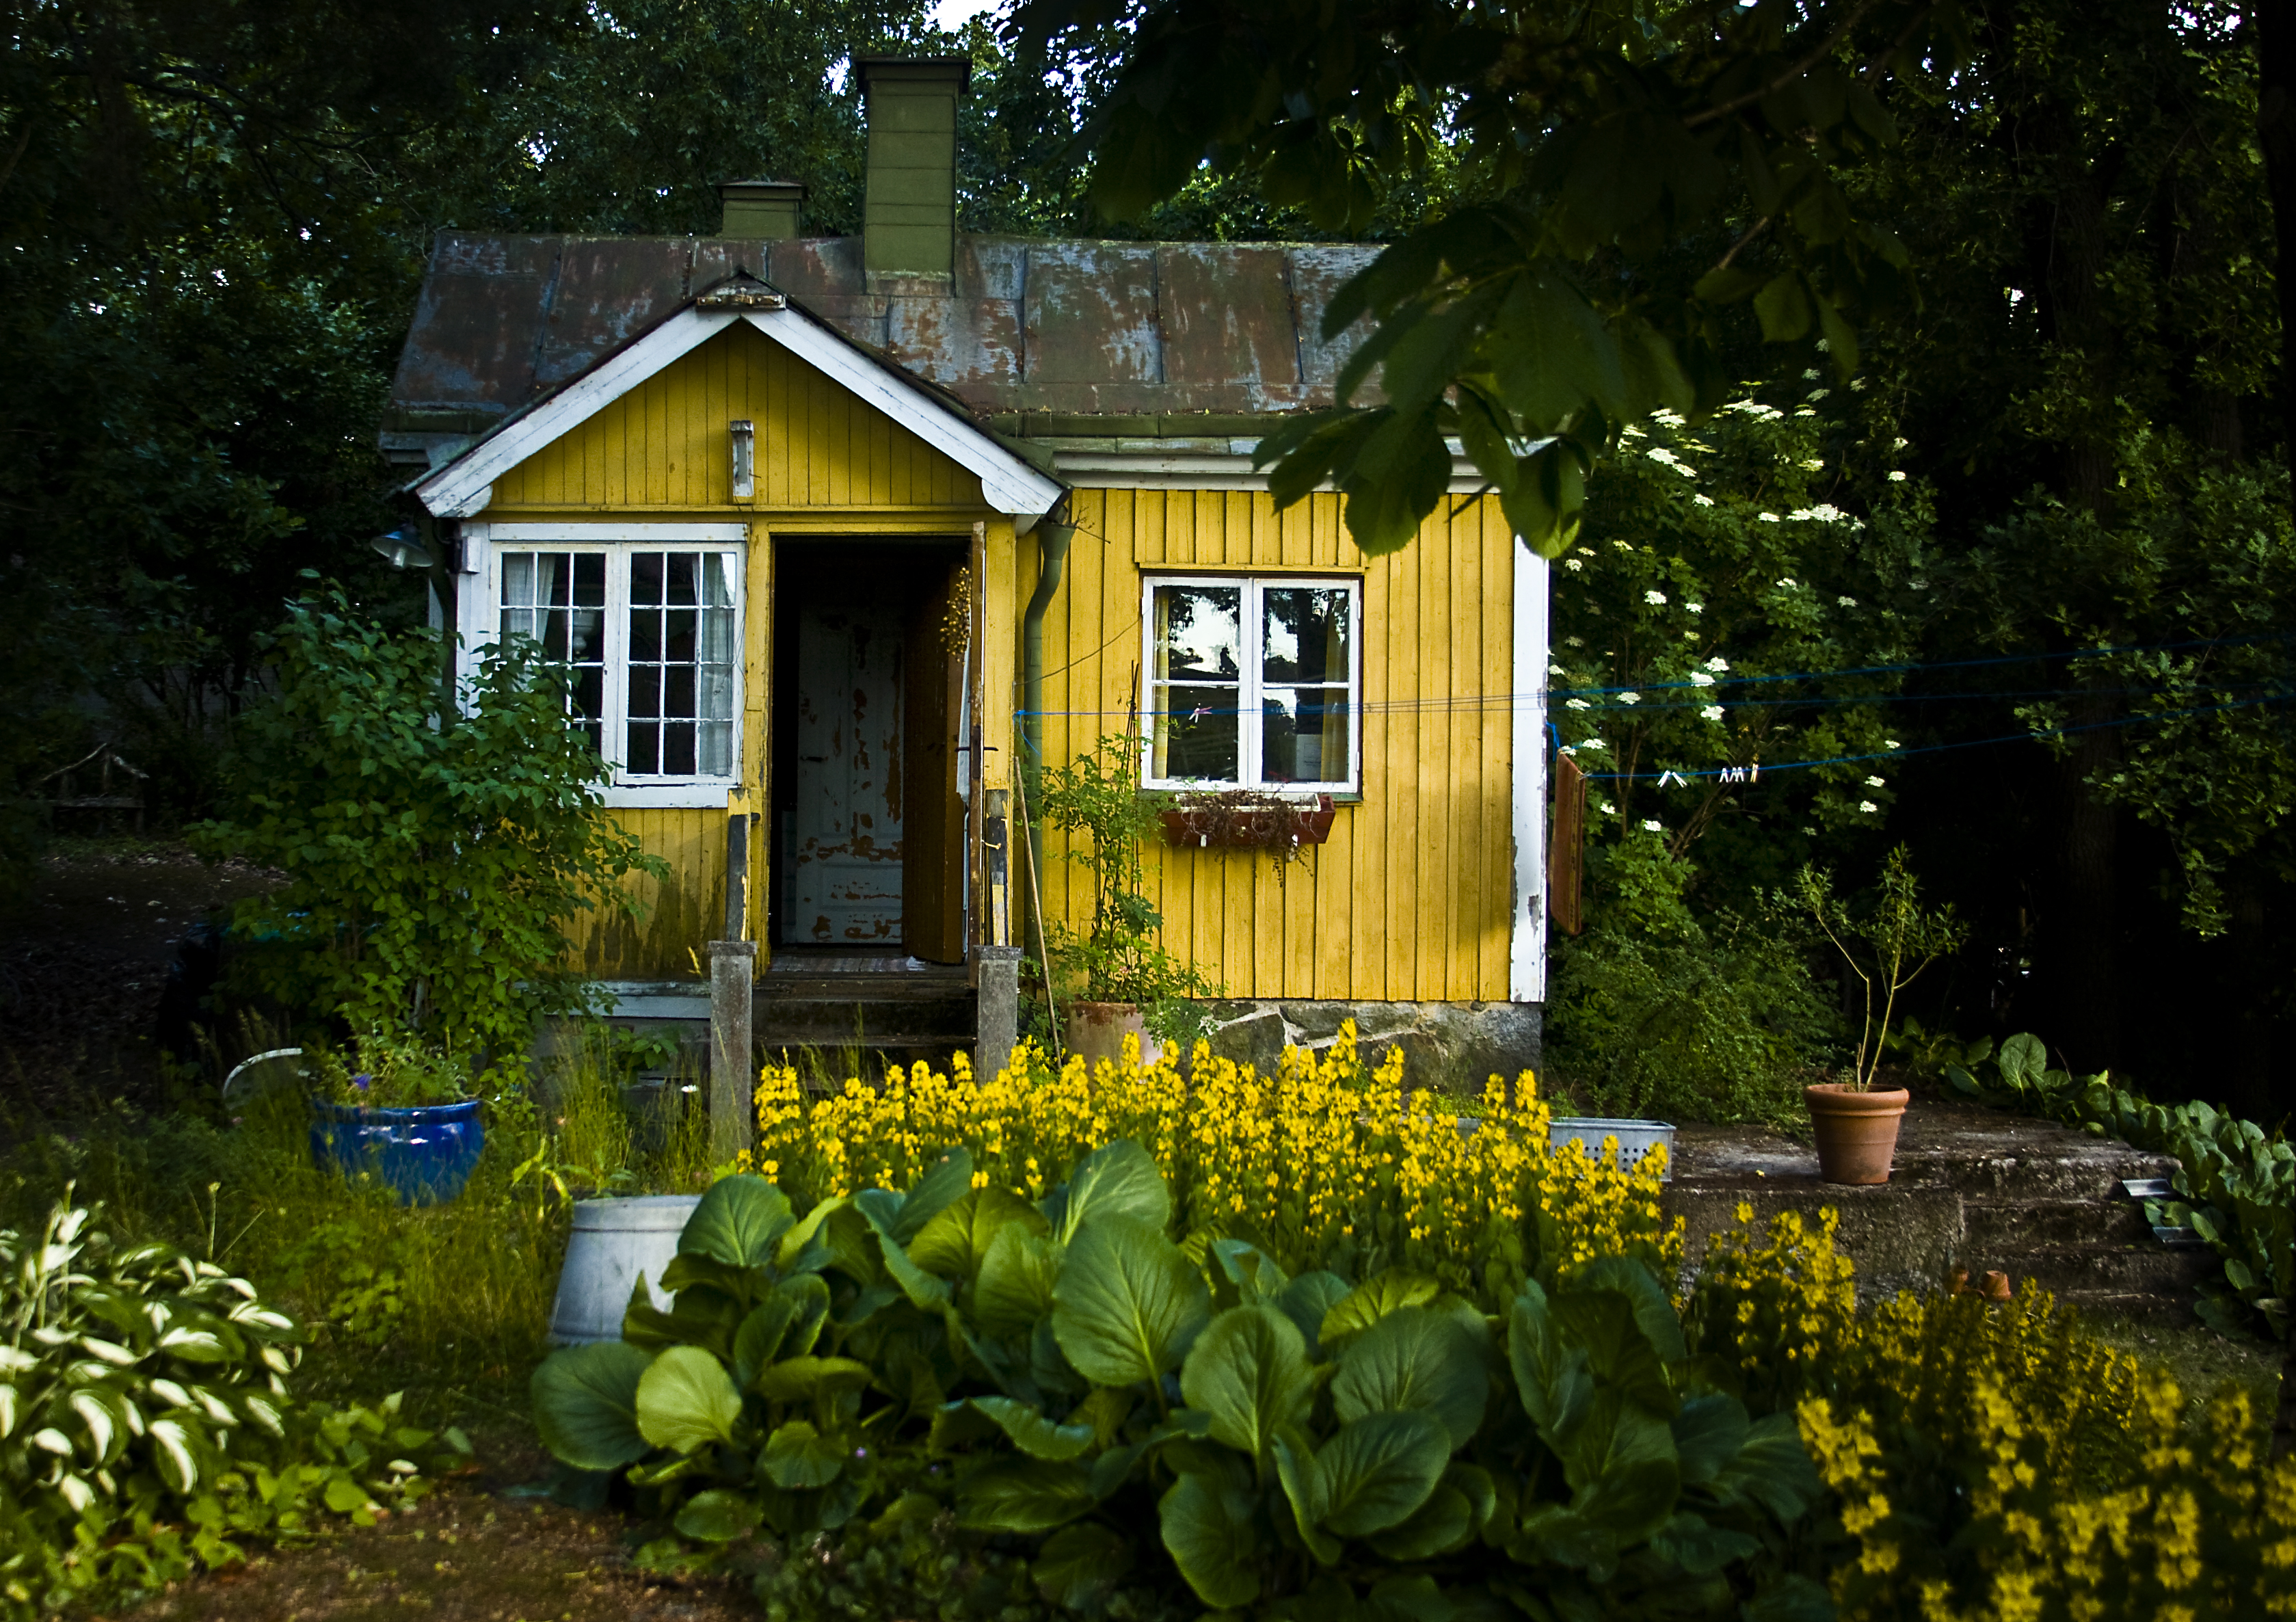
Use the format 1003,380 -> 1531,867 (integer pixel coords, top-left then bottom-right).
496,546 -> 741,784
1143,576 -> 1360,791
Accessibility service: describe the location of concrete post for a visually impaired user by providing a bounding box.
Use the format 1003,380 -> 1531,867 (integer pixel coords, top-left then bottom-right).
708,940 -> 757,1165
974,945 -> 1022,1079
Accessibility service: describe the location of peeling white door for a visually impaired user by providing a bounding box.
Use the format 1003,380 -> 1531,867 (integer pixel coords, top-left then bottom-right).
790,601 -> 905,942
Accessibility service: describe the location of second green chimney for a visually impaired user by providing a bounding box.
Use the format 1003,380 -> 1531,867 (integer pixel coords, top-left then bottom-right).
858,56 -> 970,281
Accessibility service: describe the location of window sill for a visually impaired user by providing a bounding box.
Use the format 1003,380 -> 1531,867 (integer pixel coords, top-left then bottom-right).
600,783 -> 738,810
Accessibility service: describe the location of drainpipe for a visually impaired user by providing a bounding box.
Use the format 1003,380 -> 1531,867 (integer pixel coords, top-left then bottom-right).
1020,516 -> 1075,957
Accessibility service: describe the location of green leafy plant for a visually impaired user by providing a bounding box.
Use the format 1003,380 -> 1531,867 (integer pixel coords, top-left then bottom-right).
0,1196 -> 467,1619
1034,734 -> 1222,1043
191,588 -> 667,1079
1796,846 -> 1965,1091
308,1028 -> 474,1108
531,1142 -> 1827,1616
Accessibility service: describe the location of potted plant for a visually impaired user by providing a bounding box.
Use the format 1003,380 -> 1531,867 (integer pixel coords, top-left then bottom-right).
1034,732 -> 1222,1067
307,1029 -> 485,1206
1796,847 -> 1965,1184
1158,788 -> 1337,853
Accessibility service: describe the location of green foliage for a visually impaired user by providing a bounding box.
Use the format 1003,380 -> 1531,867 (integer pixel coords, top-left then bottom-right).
1034,734 -> 1222,1038
1946,1038 -> 2296,1341
0,1197 -> 468,1619
191,590 -> 665,1074
1796,847 -> 1963,1089
308,1028 -> 475,1108
1016,0 -> 1964,554
531,1141 -> 1825,1615
1549,830 -> 1839,1129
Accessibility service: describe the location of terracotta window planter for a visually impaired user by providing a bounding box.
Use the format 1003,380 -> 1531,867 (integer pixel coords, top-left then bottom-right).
1159,794 -> 1336,850
1804,1083 -> 1910,1185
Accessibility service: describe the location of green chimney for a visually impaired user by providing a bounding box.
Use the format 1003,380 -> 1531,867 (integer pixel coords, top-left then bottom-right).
718,179 -> 805,240
858,57 -> 970,280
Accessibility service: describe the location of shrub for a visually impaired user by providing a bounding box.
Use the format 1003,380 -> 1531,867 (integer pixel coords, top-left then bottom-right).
191,588 -> 665,1076
0,1197 -> 464,1618
1547,832 -> 1839,1128
1688,1204 -> 2296,1619
750,1028 -> 1681,1304
531,1143 -> 1827,1617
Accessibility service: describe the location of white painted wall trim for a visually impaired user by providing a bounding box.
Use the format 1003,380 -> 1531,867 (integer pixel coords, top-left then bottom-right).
740,308 -> 1065,516
1049,440 -> 1492,494
415,308 -> 738,516
481,521 -> 748,542
1508,540 -> 1550,1003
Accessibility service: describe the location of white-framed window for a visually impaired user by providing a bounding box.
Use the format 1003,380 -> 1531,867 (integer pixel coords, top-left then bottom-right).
466,524 -> 745,808
1141,574 -> 1361,793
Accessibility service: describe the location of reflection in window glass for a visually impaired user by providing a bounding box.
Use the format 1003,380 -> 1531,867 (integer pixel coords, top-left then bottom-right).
1149,585 -> 1242,782
1143,577 -> 1359,790
500,551 -> 606,754
627,551 -> 737,777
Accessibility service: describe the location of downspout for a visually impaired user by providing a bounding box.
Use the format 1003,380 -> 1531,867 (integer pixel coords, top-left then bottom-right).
1020,514 -> 1075,958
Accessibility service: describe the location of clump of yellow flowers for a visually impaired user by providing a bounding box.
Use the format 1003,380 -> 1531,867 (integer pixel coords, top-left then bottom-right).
750,1023 -> 1679,1300
1692,1203 -> 2296,1619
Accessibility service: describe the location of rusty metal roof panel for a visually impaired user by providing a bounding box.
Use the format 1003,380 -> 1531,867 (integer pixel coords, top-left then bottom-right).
384,232 -> 1388,442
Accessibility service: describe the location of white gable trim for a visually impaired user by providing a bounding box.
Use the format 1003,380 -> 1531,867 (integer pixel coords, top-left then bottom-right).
413,302 -> 1067,520
737,309 -> 1063,516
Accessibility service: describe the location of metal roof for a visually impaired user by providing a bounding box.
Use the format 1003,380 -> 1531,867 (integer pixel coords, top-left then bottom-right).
382,232 -> 1381,464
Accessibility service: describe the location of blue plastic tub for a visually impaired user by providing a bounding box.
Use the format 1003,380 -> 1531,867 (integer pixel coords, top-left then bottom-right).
309,1100 -> 485,1206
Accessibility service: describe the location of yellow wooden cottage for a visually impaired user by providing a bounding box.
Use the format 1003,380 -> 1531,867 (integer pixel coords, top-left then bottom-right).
381,57 -> 1549,1085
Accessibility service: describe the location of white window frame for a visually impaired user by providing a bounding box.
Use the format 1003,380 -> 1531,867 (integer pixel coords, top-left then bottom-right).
460,522 -> 747,810
1138,573 -> 1363,795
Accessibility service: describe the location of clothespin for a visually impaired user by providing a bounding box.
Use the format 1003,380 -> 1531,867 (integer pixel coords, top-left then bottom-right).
1657,769 -> 1686,788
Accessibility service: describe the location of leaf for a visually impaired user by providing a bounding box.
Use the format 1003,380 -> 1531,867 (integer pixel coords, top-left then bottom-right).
1033,1521 -> 1134,1610
1502,442 -> 1587,560
675,1487 -> 763,1542
1210,1238 -> 1290,1305
961,1396 -> 1097,1461
1315,1409 -> 1451,1537
1508,1281 -> 1593,1448
1050,1216 -> 1210,1387
1568,1256 -> 1686,1364
1711,1411 -> 1822,1522
1158,1471 -> 1263,1608
1670,1393 -> 1750,1487
885,1150 -> 976,1245
1043,1139 -> 1171,1244
1752,274 -> 1813,343
1562,1391 -> 1680,1541
1339,405 -> 1450,557
1277,1271 -> 1353,1356
1273,1435 -> 1343,1565
1366,1483 -> 1476,1560
957,1458 -> 1098,1532
635,1345 -> 744,1454
1331,1305 -> 1488,1450
1649,1510 -> 1759,1576
975,1225 -> 1065,1339
531,1341 -> 653,1471
1321,1270 -> 1442,1348
910,1186 -> 1047,1284
1742,1574 -> 1839,1622
752,1356 -> 875,1406
1180,1304 -> 1313,1459
734,1295 -> 799,1385
148,1416 -> 200,1493
679,1175 -> 795,1269
761,1418 -> 845,1489
1551,1289 -> 1672,1415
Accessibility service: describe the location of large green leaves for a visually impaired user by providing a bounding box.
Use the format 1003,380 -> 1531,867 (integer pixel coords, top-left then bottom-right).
760,1418 -> 845,1489
678,1175 -> 795,1269
1039,1139 -> 1170,1243
1508,1281 -> 1594,1447
975,1225 -> 1065,1339
1159,1471 -> 1263,1608
635,1345 -> 743,1454
1331,1305 -> 1487,1449
1311,1409 -> 1452,1537
1032,1521 -> 1134,1610
1179,1305 -> 1311,1459
958,1459 -> 1099,1532
911,1186 -> 1048,1284
531,1341 -> 652,1471
1050,1217 -> 1210,1387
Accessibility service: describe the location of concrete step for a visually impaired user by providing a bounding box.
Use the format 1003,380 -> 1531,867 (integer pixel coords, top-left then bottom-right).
1960,1196 -> 2153,1251
753,973 -> 976,1046
2053,1289 -> 2200,1327
1973,1241 -> 2221,1299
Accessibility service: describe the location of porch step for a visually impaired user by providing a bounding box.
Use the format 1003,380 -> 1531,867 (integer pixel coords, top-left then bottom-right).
1661,1099 -> 2224,1327
753,972 -> 975,1051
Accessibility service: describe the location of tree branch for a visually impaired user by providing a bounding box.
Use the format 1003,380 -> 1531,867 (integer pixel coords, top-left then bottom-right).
1685,0 -> 1886,129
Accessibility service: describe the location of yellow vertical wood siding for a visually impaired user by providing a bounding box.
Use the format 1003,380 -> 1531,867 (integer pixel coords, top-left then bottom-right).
486,322 -> 986,511
1028,490 -> 1517,1003
577,806 -> 726,979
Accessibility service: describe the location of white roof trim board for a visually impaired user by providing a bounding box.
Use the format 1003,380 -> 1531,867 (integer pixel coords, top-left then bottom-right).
413,303 -> 1067,520
1047,439 -> 1490,494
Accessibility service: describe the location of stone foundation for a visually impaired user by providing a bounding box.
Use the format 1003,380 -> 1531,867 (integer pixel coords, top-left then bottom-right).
1194,999 -> 1542,1089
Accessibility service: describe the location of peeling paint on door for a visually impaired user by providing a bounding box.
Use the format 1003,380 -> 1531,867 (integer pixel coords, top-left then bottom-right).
790,600 -> 906,942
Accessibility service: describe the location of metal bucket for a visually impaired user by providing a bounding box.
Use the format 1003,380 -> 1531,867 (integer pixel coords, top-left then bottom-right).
1547,1116 -> 1677,1182
548,1194 -> 702,1345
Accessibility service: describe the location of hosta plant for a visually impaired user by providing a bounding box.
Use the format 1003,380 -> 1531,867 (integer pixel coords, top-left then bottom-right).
532,1142 -> 1829,1617
0,1198 -> 459,1618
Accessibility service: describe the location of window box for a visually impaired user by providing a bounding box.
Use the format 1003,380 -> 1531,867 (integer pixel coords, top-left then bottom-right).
1158,792 -> 1337,850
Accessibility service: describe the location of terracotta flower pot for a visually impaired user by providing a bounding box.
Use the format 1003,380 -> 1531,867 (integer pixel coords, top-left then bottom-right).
1065,1001 -> 1161,1070
1804,1083 -> 1910,1185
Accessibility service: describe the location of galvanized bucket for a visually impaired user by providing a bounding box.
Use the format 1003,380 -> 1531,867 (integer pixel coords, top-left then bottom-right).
548,1194 -> 703,1345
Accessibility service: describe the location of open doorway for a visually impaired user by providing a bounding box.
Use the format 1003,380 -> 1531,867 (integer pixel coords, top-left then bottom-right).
769,540 -> 970,962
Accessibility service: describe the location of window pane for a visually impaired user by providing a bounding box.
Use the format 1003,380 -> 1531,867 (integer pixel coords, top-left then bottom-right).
1152,585 -> 1241,682
1262,587 -> 1352,685
623,549 -> 735,779
1152,685 -> 1240,781
1262,687 -> 1350,784
500,550 -> 604,756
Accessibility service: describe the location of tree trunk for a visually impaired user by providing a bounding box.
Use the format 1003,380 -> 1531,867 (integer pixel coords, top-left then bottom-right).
2044,695 -> 2122,1074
